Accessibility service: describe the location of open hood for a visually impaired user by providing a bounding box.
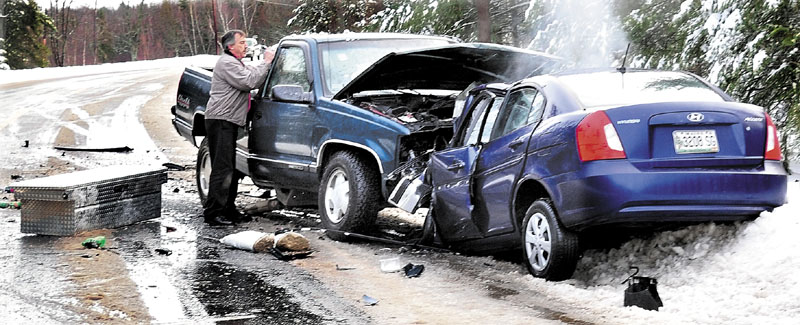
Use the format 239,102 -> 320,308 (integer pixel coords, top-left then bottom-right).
332,43 -> 562,100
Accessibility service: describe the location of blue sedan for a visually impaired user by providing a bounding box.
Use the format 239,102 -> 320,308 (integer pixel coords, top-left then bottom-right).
394,69 -> 788,281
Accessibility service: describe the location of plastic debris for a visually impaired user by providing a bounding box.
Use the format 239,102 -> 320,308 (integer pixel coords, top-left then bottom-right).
54,145 -> 133,152
0,201 -> 21,209
362,295 -> 379,306
22,140 -> 29,148
380,257 -> 404,273
154,248 -> 173,256
242,198 -> 283,214
403,263 -> 425,278
336,264 -> 355,271
81,236 -> 106,249
161,162 -> 186,171
165,226 -> 177,232
622,267 -> 663,311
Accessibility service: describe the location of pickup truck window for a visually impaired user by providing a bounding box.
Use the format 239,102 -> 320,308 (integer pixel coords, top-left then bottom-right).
267,46 -> 311,95
319,39 -> 453,96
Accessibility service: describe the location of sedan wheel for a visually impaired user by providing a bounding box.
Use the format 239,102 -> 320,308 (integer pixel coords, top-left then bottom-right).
521,199 -> 580,281
524,212 -> 552,272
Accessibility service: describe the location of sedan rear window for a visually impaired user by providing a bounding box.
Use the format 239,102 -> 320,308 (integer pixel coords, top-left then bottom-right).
557,71 -> 726,109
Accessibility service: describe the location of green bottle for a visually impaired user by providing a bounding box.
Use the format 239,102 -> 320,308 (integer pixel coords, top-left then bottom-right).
81,236 -> 106,249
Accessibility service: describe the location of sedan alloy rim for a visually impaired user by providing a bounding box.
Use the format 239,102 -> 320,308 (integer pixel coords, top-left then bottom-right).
525,212 -> 552,271
324,168 -> 349,223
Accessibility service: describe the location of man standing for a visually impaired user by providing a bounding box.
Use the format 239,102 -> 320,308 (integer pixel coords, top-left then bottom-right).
203,29 -> 274,225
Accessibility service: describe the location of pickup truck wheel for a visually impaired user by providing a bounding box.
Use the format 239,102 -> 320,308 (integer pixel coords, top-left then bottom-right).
196,137 -> 212,203
521,199 -> 580,281
195,137 -> 243,204
319,151 -> 380,241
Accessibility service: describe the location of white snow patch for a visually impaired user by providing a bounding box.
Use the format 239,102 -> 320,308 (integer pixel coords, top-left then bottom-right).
753,50 -> 768,72
516,182 -> 799,324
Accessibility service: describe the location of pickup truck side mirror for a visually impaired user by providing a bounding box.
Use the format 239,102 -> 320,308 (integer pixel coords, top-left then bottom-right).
272,85 -> 312,104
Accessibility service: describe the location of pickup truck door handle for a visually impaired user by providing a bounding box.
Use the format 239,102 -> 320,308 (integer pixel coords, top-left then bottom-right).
447,160 -> 465,171
508,138 -> 524,149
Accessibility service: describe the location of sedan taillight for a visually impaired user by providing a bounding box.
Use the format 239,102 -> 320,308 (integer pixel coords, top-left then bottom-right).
765,113 -> 782,161
576,111 -> 626,161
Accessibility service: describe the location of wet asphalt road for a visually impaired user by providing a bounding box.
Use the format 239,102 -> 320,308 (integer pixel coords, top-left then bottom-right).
0,64 -> 369,324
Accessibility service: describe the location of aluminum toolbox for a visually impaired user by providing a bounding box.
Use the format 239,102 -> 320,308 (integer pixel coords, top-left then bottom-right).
10,165 -> 168,236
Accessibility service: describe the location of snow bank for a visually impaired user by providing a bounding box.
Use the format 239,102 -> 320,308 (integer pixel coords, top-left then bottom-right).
517,181 -> 799,324
0,55 -> 220,86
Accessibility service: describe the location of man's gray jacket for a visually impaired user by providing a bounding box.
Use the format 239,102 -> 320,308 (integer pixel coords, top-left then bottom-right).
206,52 -> 270,126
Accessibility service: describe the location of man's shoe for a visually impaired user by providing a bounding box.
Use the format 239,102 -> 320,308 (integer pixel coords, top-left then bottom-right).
204,215 -> 233,226
226,210 -> 253,223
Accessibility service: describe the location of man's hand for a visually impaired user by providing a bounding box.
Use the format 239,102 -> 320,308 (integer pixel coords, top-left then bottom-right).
263,46 -> 276,64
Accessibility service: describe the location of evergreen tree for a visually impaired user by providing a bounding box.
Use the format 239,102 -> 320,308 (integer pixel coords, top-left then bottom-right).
362,0 -> 476,41
289,0 -> 370,33
4,0 -> 52,69
95,8 -> 114,63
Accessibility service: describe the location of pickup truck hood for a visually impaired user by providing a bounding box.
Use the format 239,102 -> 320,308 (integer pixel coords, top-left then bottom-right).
332,43 -> 562,100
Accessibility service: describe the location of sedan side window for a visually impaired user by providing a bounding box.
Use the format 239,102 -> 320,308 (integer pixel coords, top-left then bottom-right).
267,46 -> 310,96
462,98 -> 492,147
490,88 -> 541,140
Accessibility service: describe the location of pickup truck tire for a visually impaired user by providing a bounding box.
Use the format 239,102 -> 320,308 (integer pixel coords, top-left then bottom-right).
196,137 -> 212,203
521,199 -> 580,281
195,137 -> 243,204
319,151 -> 381,241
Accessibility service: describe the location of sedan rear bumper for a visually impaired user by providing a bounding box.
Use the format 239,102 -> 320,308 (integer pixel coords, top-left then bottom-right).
553,160 -> 788,230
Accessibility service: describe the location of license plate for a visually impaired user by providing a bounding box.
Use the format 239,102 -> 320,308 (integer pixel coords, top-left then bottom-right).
672,130 -> 719,154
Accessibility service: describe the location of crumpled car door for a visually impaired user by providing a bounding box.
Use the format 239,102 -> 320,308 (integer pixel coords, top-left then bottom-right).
429,92 -> 499,242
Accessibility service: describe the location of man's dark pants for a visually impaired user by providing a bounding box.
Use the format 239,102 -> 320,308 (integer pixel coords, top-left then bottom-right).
203,118 -> 240,219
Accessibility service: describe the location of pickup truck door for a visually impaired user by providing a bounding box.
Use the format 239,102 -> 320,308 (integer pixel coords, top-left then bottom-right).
472,87 -> 545,236
430,92 -> 503,242
248,42 -> 317,190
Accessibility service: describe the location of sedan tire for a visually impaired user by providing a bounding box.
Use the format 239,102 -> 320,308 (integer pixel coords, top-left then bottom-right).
521,199 -> 580,281
319,151 -> 381,241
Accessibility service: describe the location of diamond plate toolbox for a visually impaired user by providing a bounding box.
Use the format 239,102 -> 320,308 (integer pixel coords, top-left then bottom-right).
10,165 -> 168,236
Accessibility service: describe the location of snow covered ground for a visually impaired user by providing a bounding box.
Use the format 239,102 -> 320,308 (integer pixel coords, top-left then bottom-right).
0,55 -> 220,86
2,57 -> 797,324
512,180 -> 799,324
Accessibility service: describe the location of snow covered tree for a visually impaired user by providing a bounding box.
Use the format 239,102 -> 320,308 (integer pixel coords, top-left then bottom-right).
362,0 -> 476,40
622,0 -> 800,161
4,0 -> 52,69
288,0 -> 370,33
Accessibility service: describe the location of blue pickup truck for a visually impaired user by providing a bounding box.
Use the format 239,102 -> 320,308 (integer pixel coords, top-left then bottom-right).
171,33 -> 560,239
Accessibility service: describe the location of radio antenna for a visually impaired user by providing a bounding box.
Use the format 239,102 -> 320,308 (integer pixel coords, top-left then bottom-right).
618,43 -> 631,73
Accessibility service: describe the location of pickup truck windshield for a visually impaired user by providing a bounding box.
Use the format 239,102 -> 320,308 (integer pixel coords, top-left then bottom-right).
319,38 -> 453,96
557,71 -> 726,110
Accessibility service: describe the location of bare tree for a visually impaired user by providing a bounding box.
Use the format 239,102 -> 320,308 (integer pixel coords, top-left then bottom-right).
475,0 -> 490,42
48,0 -> 76,67
1,0 -> 7,45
